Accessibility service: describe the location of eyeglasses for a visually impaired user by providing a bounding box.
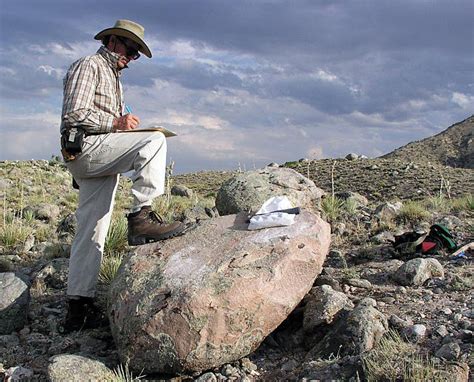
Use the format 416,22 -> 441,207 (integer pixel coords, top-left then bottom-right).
116,36 -> 141,60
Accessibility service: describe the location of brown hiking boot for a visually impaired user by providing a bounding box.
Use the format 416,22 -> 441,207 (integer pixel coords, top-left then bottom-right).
127,206 -> 186,245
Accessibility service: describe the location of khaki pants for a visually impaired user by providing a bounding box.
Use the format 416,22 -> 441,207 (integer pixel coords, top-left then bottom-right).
65,131 -> 167,297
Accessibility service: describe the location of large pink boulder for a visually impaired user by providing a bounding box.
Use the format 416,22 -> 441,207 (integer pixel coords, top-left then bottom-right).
108,211 -> 330,374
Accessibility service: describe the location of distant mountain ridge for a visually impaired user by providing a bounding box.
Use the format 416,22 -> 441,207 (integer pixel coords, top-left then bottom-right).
382,115 -> 474,169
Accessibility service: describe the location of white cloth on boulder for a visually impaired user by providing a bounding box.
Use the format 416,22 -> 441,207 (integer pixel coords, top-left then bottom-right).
248,196 -> 296,230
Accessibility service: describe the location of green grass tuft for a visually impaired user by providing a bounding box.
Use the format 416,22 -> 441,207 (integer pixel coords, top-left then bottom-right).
0,220 -> 32,250
99,253 -> 124,285
363,329 -> 450,382
397,200 -> 430,224
106,363 -> 144,381
321,195 -> 344,223
104,216 -> 128,256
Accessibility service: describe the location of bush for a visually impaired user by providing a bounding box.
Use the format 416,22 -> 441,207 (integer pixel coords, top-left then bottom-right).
321,195 -> 344,223
397,201 -> 430,224
0,220 -> 32,250
363,330 -> 450,381
104,216 -> 128,256
99,253 -> 123,285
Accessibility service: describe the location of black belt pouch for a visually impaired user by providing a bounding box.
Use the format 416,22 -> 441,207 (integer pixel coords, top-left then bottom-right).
62,128 -> 84,154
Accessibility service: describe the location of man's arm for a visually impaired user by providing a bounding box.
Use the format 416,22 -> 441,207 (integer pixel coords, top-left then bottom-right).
61,59 -> 116,134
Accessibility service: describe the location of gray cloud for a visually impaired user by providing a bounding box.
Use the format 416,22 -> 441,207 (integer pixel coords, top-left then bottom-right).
0,0 -> 472,172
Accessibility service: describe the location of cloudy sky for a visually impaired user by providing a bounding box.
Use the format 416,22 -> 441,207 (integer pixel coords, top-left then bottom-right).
0,0 -> 473,173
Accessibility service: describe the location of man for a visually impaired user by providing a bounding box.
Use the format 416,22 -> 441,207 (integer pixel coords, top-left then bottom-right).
60,20 -> 185,332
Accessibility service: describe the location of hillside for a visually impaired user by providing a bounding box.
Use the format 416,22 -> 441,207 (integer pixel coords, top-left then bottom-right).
175,158 -> 473,202
0,115 -> 473,381
382,115 -> 474,168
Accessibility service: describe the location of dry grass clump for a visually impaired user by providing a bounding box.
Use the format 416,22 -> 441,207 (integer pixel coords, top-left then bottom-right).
105,363 -> 144,381
104,215 -> 128,256
397,201 -> 430,224
0,219 -> 32,250
99,253 -> 124,285
450,193 -> 474,212
321,195 -> 344,223
363,330 -> 450,382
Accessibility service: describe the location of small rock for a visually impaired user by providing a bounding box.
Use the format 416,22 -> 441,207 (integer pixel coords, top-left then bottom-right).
394,258 -> 444,286
314,275 -> 342,291
0,273 -> 30,334
267,162 -> 279,167
375,202 -> 403,221
404,324 -> 427,343
307,298 -> 387,358
435,342 -> 461,360
332,222 -> 347,236
241,358 -> 258,373
380,297 -> 396,304
57,214 -> 77,236
435,325 -> 449,337
324,250 -> 347,268
345,153 -> 359,161
171,185 -> 194,198
458,319 -> 471,330
0,333 -> 20,348
48,354 -> 113,382
346,278 -> 372,289
3,366 -> 34,381
303,285 -> 354,332
371,231 -> 395,244
221,364 -> 240,378
19,234 -> 35,253
359,297 -> 377,307
441,308 -> 453,315
389,315 -> 414,331
396,286 -> 407,294
34,258 -> 69,290
25,203 -> 60,222
438,215 -> 463,230
453,313 -> 463,322
195,372 -> 217,382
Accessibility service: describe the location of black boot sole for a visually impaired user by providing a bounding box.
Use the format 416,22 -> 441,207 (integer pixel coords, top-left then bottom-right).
128,226 -> 186,246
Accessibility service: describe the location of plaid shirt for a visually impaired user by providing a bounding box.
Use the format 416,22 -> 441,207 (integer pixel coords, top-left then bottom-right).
60,46 -> 124,135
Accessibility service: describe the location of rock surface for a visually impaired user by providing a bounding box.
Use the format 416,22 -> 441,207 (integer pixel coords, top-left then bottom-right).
215,167 -> 324,215
394,258 -> 444,286
303,285 -> 354,332
0,273 -> 29,334
108,211 -> 331,373
307,298 -> 388,358
47,354 -> 113,382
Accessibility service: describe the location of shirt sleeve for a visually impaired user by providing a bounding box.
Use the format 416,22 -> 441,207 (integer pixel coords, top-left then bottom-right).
61,59 -> 115,134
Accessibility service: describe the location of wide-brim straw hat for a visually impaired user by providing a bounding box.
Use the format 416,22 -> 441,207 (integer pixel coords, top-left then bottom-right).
94,19 -> 152,58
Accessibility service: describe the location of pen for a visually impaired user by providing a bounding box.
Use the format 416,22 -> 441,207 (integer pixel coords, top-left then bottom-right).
125,105 -> 132,114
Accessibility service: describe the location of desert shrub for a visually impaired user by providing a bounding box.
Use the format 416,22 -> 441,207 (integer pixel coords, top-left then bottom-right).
343,198 -> 359,216
363,330 -> 450,382
99,253 -> 123,285
0,220 -> 32,250
104,216 -> 128,256
106,363 -> 144,381
22,209 -> 36,224
321,195 -> 344,222
397,201 -> 430,224
450,194 -> 473,212
425,195 -> 450,213
35,224 -> 54,243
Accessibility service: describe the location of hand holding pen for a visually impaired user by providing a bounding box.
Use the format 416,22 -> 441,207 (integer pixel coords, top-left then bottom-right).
113,104 -> 140,131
